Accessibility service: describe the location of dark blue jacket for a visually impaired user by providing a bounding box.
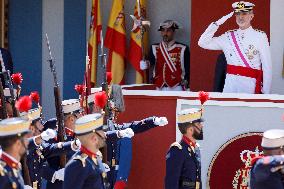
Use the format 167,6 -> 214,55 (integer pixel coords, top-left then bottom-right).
107,117 -> 157,188
41,135 -> 75,189
165,138 -> 201,189
63,151 -> 105,189
27,141 -> 73,189
0,153 -> 24,189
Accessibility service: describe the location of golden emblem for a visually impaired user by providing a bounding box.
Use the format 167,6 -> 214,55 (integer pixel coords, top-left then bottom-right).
245,45 -> 258,60
237,2 -> 245,9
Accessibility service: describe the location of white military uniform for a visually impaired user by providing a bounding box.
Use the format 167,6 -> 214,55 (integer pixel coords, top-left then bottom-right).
198,2 -> 272,94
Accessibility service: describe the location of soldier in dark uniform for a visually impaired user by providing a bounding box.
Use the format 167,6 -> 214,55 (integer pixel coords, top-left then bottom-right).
0,117 -> 32,189
42,99 -> 133,189
41,99 -> 82,189
108,116 -> 168,188
165,108 -> 204,189
24,108 -> 80,189
88,87 -> 168,189
250,129 -> 284,189
63,113 -> 108,189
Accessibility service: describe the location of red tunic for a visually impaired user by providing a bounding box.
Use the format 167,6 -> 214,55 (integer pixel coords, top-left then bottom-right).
151,42 -> 187,88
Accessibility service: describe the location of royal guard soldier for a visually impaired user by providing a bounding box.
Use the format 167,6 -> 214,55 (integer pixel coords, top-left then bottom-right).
250,129 -> 284,189
198,1 -> 272,94
0,117 -> 33,189
21,96 -> 79,189
165,92 -> 209,189
140,20 -> 190,91
42,99 -> 82,189
63,113 -> 109,189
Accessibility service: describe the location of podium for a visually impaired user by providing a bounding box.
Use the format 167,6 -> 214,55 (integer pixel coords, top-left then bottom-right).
116,84 -> 284,189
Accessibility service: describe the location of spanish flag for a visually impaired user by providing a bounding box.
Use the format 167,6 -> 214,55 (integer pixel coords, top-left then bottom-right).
104,0 -> 126,84
88,0 -> 102,86
128,0 -> 148,83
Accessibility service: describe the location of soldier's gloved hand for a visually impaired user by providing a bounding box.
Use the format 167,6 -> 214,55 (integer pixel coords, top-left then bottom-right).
215,12 -> 234,26
118,128 -> 134,138
140,60 -> 150,70
41,129 -> 57,141
154,117 -> 168,126
71,138 -> 81,151
24,185 -> 33,189
51,168 -> 65,183
103,163 -> 110,173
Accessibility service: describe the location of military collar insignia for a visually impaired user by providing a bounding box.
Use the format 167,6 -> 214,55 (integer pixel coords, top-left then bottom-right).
65,127 -> 75,137
182,136 -> 196,148
80,145 -> 97,159
0,152 -> 21,169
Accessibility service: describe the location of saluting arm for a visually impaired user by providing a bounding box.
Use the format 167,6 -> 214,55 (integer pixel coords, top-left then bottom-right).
198,12 -> 234,50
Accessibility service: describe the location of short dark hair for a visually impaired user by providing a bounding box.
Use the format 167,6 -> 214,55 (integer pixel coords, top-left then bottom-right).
0,135 -> 21,151
178,122 -> 193,134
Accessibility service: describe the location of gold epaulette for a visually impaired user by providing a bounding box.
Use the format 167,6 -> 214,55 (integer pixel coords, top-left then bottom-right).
170,142 -> 182,150
74,154 -> 88,167
0,160 -> 6,176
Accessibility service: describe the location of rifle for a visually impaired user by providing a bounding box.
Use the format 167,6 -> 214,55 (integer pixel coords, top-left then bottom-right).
45,34 -> 67,167
0,60 -> 32,185
0,61 -> 7,119
0,64 -> 19,117
0,80 -> 7,119
99,31 -> 110,120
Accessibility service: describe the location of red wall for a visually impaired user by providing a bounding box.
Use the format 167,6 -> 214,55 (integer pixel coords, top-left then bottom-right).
118,96 -> 177,189
190,0 -> 270,91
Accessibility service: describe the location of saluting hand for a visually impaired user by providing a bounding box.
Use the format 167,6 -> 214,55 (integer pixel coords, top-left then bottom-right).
215,12 -> 234,26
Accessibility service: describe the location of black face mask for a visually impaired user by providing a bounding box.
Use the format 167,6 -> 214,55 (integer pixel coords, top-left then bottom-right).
193,126 -> 203,140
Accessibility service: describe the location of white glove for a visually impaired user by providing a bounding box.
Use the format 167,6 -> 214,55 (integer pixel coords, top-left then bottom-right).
118,128 -> 134,138
154,117 -> 168,126
41,129 -> 57,141
71,139 -> 81,151
51,168 -> 65,183
215,12 -> 234,26
103,163 -> 110,173
140,60 -> 149,70
24,185 -> 33,189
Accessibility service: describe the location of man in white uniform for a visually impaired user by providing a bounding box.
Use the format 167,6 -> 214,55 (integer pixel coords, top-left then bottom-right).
198,1 -> 272,94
